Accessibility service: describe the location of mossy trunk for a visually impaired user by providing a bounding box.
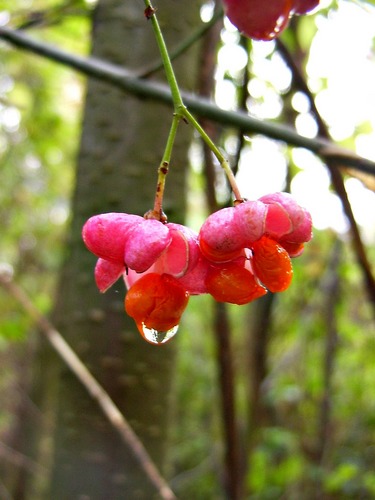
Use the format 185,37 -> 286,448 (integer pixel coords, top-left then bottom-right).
26,1 -> 201,498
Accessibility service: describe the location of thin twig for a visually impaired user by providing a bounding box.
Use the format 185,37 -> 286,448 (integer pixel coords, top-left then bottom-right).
0,478 -> 12,500
0,268 -> 176,500
0,26 -> 375,176
0,441 -> 46,477
197,10 -> 243,497
314,241 -> 341,498
245,292 -> 275,497
214,302 -> 241,500
232,34 -> 251,175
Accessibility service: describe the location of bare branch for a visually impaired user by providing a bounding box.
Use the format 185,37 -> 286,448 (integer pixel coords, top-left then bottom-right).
0,26 -> 375,176
0,441 -> 46,477
0,267 -> 176,500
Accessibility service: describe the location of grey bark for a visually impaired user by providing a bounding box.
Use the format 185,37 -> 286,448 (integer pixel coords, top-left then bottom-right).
24,1 -> 202,498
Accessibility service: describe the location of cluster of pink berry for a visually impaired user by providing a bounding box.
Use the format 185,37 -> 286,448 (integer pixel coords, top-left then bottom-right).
82,192 -> 312,344
223,0 -> 319,40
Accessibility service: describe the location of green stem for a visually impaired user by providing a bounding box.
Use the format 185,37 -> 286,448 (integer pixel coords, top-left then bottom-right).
182,108 -> 243,201
148,113 -> 181,221
138,7 -> 224,78
143,0 -> 242,203
144,0 -> 184,110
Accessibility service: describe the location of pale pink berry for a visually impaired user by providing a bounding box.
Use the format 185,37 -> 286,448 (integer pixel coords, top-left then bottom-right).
199,206 -> 244,262
124,223 -> 202,292
152,223 -> 200,278
177,255 -> 211,295
233,200 -> 268,246
198,200 -> 267,263
123,219 -> 172,273
260,192 -> 313,245
82,213 -> 142,263
95,258 -> 125,293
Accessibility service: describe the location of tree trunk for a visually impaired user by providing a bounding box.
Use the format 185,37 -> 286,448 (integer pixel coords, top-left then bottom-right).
24,1 -> 201,498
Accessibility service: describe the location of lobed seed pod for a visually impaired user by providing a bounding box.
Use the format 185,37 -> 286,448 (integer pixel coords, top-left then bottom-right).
123,219 -> 172,273
82,212 -> 142,263
260,192 -> 313,249
152,223 -> 200,278
95,258 -> 124,293
198,200 -> 266,263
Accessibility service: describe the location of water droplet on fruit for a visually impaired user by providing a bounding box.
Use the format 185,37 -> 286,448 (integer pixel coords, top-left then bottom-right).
140,323 -> 179,345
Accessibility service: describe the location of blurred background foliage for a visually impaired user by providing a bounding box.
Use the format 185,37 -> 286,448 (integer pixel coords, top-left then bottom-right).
0,0 -> 374,498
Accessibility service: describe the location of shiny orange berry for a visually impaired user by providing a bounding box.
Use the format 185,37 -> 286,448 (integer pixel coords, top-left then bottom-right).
251,236 -> 293,293
205,262 -> 267,305
125,273 -> 189,332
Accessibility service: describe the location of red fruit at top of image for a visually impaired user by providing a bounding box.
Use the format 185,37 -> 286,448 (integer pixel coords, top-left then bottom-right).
198,201 -> 266,263
292,0 -> 319,15
223,0 -> 319,40
224,0 -> 293,40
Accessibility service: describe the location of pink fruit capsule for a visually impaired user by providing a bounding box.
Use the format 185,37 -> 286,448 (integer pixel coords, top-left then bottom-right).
233,200 -> 267,246
123,219 -> 172,273
260,192 -> 313,244
198,200 -> 267,262
95,258 -> 124,293
82,213 -> 142,263
152,223 -> 200,278
199,206 -> 245,262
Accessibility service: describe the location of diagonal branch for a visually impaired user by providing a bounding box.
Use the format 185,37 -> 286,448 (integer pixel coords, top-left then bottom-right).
0,267 -> 176,500
13,0 -> 89,30
0,26 -> 375,176
0,440 -> 46,477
